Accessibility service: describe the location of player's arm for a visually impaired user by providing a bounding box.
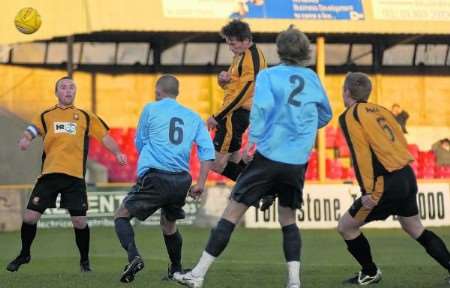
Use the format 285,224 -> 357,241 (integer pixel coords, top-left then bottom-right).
317,81 -> 333,128
18,127 -> 38,151
213,49 -> 261,122
19,114 -> 44,151
190,120 -> 216,199
88,112 -> 127,165
340,106 -> 376,201
135,106 -> 149,154
249,71 -> 273,145
102,135 -> 127,165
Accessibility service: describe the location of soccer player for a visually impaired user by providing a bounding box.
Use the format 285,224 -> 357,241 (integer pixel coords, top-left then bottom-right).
6,76 -> 127,273
207,19 -> 266,182
337,72 -> 450,285
174,26 -> 332,288
114,75 -> 215,283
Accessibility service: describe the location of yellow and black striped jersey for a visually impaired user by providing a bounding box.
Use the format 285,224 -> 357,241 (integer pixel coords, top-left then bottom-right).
214,44 -> 267,121
30,105 -> 109,179
339,102 -> 414,197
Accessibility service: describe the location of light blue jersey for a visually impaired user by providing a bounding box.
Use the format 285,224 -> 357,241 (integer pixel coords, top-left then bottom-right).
135,98 -> 215,176
249,65 -> 332,165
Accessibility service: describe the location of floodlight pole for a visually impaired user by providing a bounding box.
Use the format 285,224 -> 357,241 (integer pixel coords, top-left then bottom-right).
316,36 -> 326,183
67,35 -> 74,77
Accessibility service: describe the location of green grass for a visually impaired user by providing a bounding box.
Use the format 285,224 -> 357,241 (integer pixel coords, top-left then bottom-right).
1,226 -> 449,288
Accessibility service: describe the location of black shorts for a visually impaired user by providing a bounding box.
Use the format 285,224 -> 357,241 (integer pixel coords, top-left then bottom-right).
27,173 -> 87,215
214,108 -> 249,153
231,152 -> 307,209
349,165 -> 418,223
123,168 -> 192,221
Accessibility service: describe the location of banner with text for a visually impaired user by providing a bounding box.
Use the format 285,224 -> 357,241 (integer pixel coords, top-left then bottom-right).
372,0 -> 450,21
245,183 -> 450,229
162,0 -> 365,20
38,191 -> 200,228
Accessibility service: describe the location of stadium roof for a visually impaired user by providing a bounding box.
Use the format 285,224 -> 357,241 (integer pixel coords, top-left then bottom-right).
2,0 -> 450,45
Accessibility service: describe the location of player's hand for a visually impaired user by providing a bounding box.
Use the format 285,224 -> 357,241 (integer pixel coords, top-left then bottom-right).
361,194 -> 378,209
115,152 -> 128,166
242,142 -> 256,164
189,184 -> 204,200
18,136 -> 31,151
218,71 -> 231,87
206,116 -> 218,130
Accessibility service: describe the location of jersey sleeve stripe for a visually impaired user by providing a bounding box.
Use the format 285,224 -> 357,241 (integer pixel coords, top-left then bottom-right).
250,45 -> 260,80
339,106 -> 365,192
97,115 -> 110,130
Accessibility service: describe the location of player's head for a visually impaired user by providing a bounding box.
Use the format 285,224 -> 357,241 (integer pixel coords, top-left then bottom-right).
343,72 -> 372,107
440,138 -> 450,151
276,25 -> 311,66
55,76 -> 76,106
391,103 -> 401,115
155,74 -> 179,100
221,20 -> 252,55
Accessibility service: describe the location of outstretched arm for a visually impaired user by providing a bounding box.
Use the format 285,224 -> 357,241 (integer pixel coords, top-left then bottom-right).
18,130 -> 35,151
102,134 -> 127,165
190,160 -> 213,199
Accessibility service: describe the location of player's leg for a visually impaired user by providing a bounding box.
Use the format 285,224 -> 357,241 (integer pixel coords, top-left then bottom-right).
399,215 -> 450,274
69,211 -> 90,272
114,204 -> 145,283
173,199 -> 249,287
337,211 -> 381,285
115,171 -> 164,282
161,214 -> 183,278
6,209 -> 42,272
174,152 -> 271,287
60,175 -> 91,272
6,175 -> 58,272
212,110 -> 248,181
398,165 -> 450,276
158,171 -> 192,281
278,206 -> 301,288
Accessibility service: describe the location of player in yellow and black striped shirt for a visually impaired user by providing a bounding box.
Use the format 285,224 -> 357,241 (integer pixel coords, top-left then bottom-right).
337,72 -> 450,285
6,76 -> 127,273
206,20 -> 267,182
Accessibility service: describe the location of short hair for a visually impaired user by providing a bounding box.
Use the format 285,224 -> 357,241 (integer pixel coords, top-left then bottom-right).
156,74 -> 179,97
55,76 -> 73,93
392,103 -> 400,109
344,72 -> 372,101
276,25 -> 311,66
220,20 -> 252,41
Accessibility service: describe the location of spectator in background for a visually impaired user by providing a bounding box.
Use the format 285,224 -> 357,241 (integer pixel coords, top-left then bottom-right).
391,103 -> 409,134
432,138 -> 450,166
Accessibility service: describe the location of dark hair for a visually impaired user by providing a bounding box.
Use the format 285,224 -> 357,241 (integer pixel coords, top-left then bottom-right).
220,20 -> 252,41
276,25 -> 311,66
156,74 -> 179,97
55,76 -> 73,93
344,72 -> 372,101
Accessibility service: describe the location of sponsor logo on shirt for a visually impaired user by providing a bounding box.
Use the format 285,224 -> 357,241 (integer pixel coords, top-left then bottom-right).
54,122 -> 77,135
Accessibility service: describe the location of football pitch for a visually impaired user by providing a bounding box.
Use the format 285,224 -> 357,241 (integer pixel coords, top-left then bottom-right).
1,226 -> 449,288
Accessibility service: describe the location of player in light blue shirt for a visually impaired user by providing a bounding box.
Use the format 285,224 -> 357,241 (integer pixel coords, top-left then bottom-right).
135,88 -> 215,176
175,27 -> 331,288
114,75 -> 214,283
249,55 -> 332,164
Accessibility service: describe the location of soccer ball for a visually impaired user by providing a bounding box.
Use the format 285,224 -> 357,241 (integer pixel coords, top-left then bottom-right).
15,7 -> 41,34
